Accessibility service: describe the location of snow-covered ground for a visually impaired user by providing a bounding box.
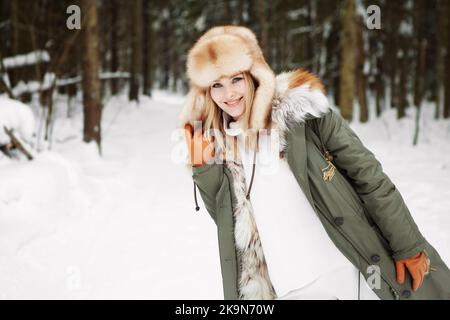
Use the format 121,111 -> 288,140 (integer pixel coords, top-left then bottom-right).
0,92 -> 449,299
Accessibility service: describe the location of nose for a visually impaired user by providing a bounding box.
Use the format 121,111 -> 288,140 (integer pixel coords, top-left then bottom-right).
224,87 -> 237,101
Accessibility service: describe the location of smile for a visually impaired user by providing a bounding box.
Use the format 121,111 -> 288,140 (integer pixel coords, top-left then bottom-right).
225,97 -> 243,107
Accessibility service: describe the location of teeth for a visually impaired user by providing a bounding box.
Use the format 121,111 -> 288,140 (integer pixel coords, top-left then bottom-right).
226,98 -> 241,106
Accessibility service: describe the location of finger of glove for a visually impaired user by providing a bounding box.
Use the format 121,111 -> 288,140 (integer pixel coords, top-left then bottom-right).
193,126 -> 203,140
395,261 -> 405,284
184,124 -> 193,146
189,127 -> 205,165
406,253 -> 428,291
184,124 -> 195,165
410,267 -> 424,291
202,139 -> 215,162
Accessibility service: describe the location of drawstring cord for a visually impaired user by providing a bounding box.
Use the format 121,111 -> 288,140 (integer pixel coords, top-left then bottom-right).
246,140 -> 258,200
358,270 -> 361,300
193,181 -> 200,211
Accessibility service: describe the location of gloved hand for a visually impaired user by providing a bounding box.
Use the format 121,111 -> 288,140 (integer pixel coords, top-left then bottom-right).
395,251 -> 431,291
184,123 -> 216,167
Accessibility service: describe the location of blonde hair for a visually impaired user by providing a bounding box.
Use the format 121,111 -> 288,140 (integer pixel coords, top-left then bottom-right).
199,72 -> 258,162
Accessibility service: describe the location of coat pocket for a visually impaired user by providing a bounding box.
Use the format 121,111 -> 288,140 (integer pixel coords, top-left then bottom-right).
330,168 -> 368,222
334,171 -> 392,253
306,138 -> 366,222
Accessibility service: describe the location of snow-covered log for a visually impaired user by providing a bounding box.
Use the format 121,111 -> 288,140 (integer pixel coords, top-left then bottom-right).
0,97 -> 35,145
2,50 -> 50,70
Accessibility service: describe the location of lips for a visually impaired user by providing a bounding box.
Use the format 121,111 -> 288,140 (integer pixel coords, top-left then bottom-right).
225,97 -> 243,107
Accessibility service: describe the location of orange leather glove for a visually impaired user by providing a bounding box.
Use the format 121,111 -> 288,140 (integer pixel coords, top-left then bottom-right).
184,123 -> 215,167
395,251 -> 431,291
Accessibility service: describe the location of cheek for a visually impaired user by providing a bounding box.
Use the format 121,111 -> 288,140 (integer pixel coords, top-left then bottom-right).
237,82 -> 247,96
210,90 -> 222,105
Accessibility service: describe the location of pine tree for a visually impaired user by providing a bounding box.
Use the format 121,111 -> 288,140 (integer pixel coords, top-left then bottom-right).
81,0 -> 102,152
339,0 -> 356,120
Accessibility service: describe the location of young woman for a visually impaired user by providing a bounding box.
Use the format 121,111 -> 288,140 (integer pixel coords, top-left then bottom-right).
178,26 -> 450,300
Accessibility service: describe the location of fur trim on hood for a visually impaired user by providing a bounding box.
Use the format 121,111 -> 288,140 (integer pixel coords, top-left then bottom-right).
271,69 -> 333,154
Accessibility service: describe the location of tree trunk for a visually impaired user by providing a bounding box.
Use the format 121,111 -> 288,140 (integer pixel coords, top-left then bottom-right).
160,10 -> 170,90
224,0 -> 232,23
385,1 -> 402,110
324,2 -> 341,106
314,0 -> 329,78
434,0 -> 444,119
280,11 -> 288,70
375,48 -> 384,118
413,0 -> 428,146
397,40 -> 408,119
444,0 -> 450,119
9,0 -> 20,87
171,43 -> 179,92
142,0 -> 154,96
413,0 -> 427,109
109,0 -> 119,95
237,0 -> 244,24
129,0 -> 143,102
305,0 -> 315,72
81,0 -> 102,152
257,0 -> 268,57
356,16 -> 368,123
339,0 -> 356,121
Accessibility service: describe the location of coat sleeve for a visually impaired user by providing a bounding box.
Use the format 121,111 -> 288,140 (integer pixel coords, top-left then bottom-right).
192,163 -> 224,226
315,109 -> 426,260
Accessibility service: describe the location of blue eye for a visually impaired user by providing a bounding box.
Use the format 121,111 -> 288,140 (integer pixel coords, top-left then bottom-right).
212,83 -> 222,89
233,77 -> 243,83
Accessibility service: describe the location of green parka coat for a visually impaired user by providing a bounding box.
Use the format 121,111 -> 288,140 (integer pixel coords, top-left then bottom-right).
189,73 -> 450,301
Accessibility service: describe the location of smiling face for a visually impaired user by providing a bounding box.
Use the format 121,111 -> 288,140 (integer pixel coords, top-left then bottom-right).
209,73 -> 247,121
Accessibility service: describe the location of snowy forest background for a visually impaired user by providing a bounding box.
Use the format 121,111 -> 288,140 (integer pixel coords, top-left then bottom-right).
0,0 -> 449,299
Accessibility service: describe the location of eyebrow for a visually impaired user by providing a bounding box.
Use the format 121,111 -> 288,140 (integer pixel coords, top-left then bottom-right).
212,73 -> 243,84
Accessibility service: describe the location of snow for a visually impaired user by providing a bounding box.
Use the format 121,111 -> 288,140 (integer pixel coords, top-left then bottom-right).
12,73 -> 56,96
356,0 -> 369,18
57,72 -> 131,87
0,92 -> 449,299
287,8 -> 308,20
11,72 -> 131,96
0,97 -> 36,145
2,50 -> 50,70
399,20 -> 413,36
194,15 -> 206,32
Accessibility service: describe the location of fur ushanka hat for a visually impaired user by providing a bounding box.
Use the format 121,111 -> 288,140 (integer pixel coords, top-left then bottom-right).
177,26 -> 276,131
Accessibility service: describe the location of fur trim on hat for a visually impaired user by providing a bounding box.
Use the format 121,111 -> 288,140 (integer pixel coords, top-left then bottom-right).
179,26 -> 275,132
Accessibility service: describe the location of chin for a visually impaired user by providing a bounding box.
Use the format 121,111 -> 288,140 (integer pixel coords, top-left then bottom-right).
229,110 -> 244,119
224,104 -> 245,120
